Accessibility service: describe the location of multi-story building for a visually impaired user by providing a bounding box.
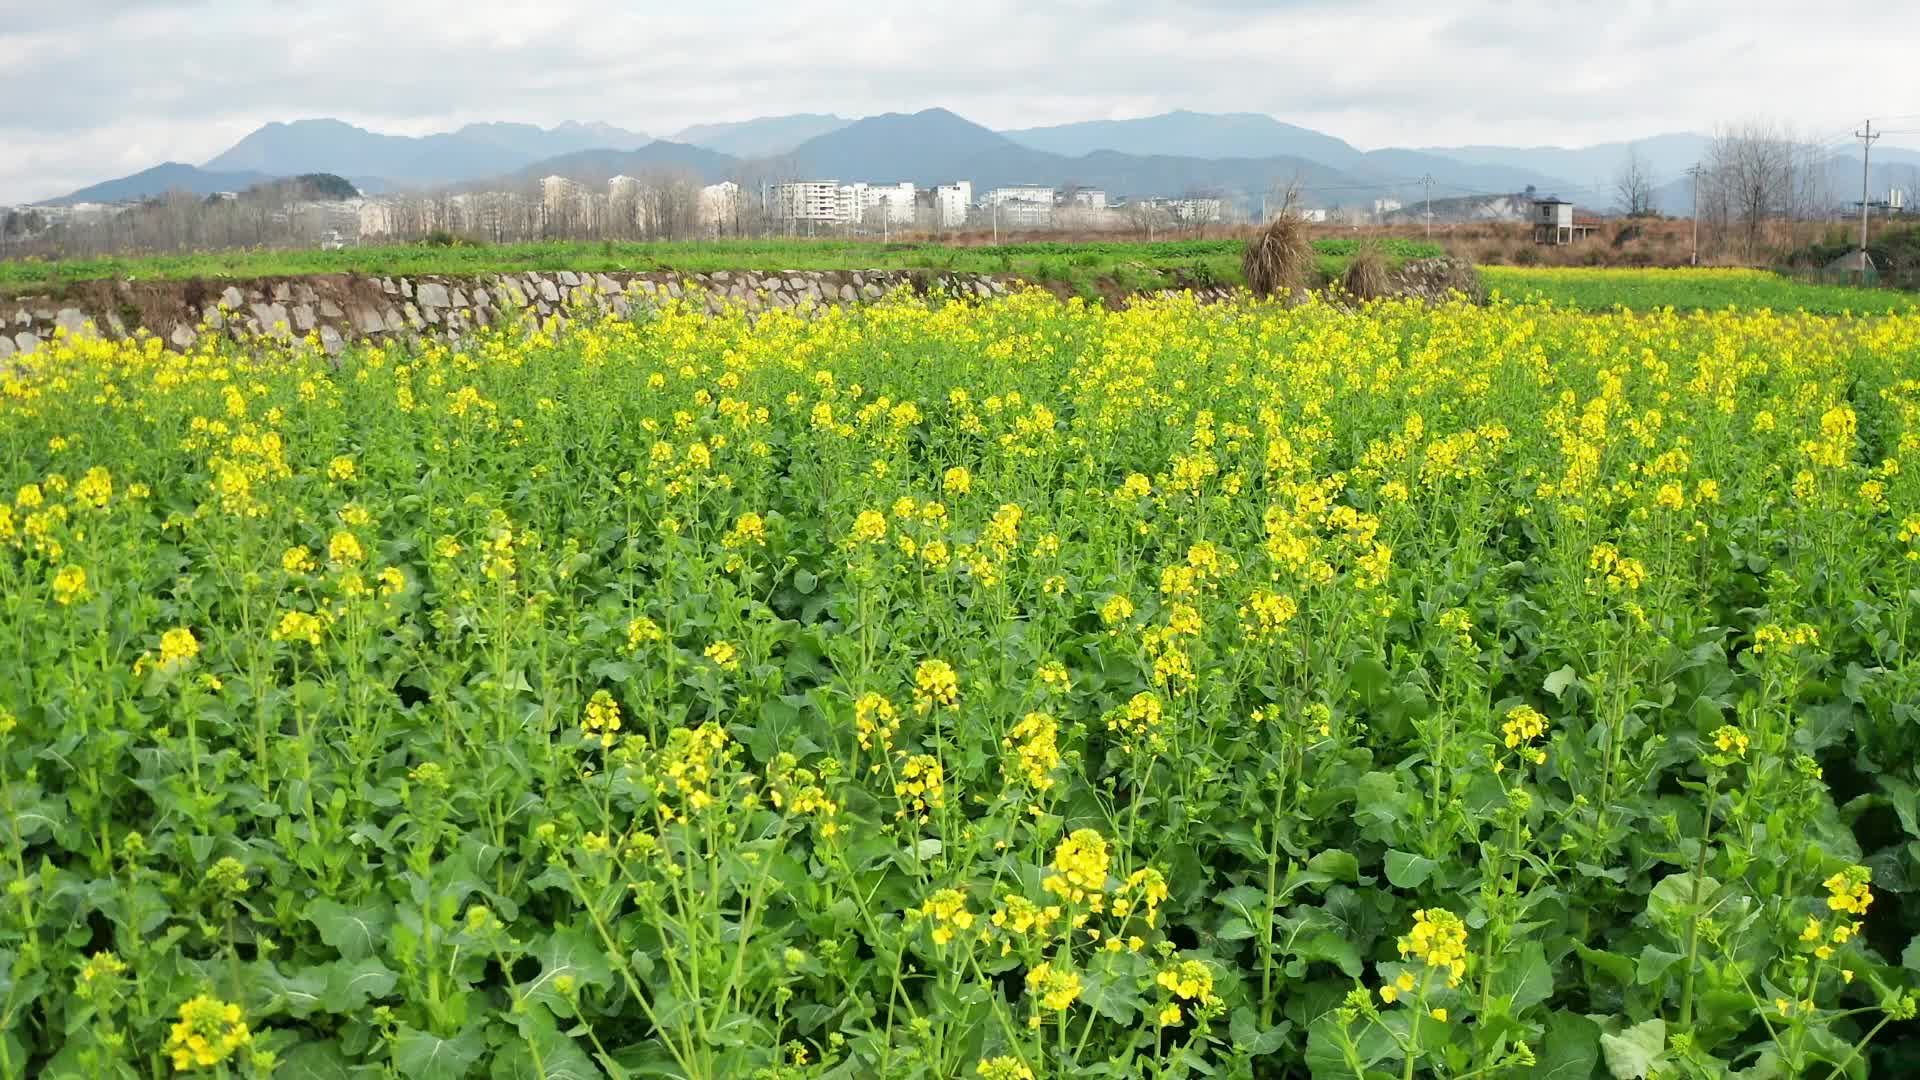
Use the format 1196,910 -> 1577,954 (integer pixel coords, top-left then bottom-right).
996,200 -> 1053,229
934,181 -> 973,228
358,199 -> 397,238
836,182 -> 869,225
699,181 -> 741,234
771,181 -> 841,223
1068,188 -> 1108,210
863,182 -> 916,227
1168,197 -> 1223,223
542,175 -> 585,216
986,185 -> 1055,207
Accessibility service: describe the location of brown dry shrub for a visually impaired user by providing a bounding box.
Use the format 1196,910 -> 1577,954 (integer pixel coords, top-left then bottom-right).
1342,239 -> 1390,301
1242,214 -> 1313,299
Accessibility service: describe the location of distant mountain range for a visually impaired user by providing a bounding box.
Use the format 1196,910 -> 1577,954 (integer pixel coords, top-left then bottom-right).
668,114 -> 849,158
35,108 -> 1920,217
203,118 -> 651,185
1003,110 -> 1364,165
48,162 -> 273,206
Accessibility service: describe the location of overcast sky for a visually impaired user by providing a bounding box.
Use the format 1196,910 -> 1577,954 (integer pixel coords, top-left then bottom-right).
4,0 -> 1918,204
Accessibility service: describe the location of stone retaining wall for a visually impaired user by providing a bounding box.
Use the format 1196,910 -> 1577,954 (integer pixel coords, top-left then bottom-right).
0,258 -> 1473,361
0,269 -> 1082,361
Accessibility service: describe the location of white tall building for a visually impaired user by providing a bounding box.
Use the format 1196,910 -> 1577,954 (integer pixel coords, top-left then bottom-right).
1069,188 -> 1108,210
608,175 -> 640,202
1168,197 -> 1223,223
986,185 -> 1055,206
358,199 -> 397,238
836,182 -> 869,225
542,175 -> 585,215
934,181 -> 973,228
770,181 -> 841,223
699,181 -> 740,234
863,182 -> 916,226
997,201 -> 1053,228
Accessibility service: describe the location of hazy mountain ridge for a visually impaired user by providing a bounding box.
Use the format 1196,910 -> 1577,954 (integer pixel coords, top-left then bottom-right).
670,114 -> 850,158
40,107 -> 1918,214
494,142 -> 741,188
203,118 -> 650,184
1004,110 -> 1365,166
47,162 -> 272,206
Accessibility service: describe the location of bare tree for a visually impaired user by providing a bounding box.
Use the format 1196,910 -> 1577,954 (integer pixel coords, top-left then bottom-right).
1706,121 -> 1796,260
1126,199 -> 1172,241
1614,143 -> 1654,217
1264,175 -> 1303,222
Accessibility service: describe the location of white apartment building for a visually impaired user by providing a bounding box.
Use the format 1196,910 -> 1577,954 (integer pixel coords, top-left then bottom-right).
1069,188 -> 1108,210
542,175 -> 585,216
996,201 -> 1053,229
358,199 -> 396,238
934,181 -> 973,228
608,175 -> 640,202
1373,198 -> 1403,215
699,181 -> 741,234
863,182 -> 916,226
836,182 -> 869,225
986,185 -> 1055,206
1168,197 -> 1223,223
771,181 -> 841,223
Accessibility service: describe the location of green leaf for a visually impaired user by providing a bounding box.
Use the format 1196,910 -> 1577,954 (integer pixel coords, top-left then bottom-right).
519,925 -> 617,1019
1544,666 -> 1579,700
274,964 -> 330,1018
1491,942 -> 1553,1013
278,1040 -> 354,1080
1306,848 -> 1360,883
1230,1006 -> 1290,1056
1298,932 -> 1363,977
306,898 -> 391,962
1646,873 -> 1718,927
1350,657 -> 1393,703
792,569 -> 818,593
1904,934 -> 1920,972
1535,1011 -> 1601,1080
393,1024 -> 488,1080
1351,774 -> 1408,839
1384,850 -> 1438,889
1634,945 -> 1685,986
1573,944 -> 1636,987
321,957 -> 398,1013
493,1011 -> 605,1080
1216,884 -> 1269,925
1080,951 -> 1143,1025
1600,1018 -> 1666,1079
1305,1010 -> 1393,1078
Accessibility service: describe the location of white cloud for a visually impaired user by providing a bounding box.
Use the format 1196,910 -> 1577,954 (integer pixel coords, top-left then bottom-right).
2,0 -> 1915,203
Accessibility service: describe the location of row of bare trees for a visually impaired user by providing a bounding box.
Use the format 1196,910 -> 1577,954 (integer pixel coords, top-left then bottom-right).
1615,122 -> 1851,261
4,166 -> 765,260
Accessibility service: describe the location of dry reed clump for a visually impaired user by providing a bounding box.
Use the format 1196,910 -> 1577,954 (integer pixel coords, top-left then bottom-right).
1341,239 -> 1390,301
1242,214 -> 1313,299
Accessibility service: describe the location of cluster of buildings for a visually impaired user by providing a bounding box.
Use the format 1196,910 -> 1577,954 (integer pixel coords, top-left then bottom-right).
762,179 -> 1226,232
768,180 -> 973,230
530,175 -> 743,237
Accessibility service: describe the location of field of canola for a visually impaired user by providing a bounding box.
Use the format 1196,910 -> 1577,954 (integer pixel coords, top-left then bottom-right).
6,290 -> 1920,1079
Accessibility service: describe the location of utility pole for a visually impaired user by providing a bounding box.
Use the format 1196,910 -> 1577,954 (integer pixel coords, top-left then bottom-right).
1686,165 -> 1703,266
1857,119 -> 1880,267
992,201 -> 999,245
1419,174 -> 1435,240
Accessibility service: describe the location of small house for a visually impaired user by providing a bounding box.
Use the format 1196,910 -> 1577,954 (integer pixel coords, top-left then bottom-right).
1532,197 -> 1599,245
